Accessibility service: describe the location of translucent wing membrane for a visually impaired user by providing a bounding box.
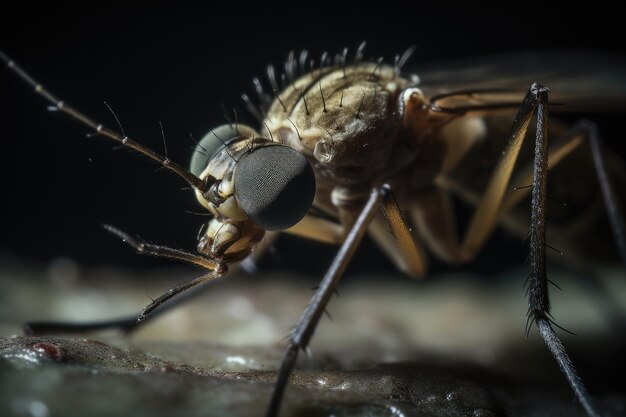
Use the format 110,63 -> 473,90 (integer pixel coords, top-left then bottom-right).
414,50 -> 626,112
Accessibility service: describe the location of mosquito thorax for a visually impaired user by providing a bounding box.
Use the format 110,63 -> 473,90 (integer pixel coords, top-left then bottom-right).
190,124 -> 316,232
264,62 -> 416,183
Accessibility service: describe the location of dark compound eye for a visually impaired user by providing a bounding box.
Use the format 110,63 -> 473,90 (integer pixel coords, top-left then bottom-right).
234,145 -> 316,231
189,124 -> 258,177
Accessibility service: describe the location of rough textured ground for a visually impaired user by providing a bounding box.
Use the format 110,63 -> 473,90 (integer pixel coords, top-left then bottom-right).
0,260 -> 624,417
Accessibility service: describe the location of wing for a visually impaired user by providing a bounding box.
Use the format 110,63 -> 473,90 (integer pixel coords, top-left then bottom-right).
410,50 -> 626,113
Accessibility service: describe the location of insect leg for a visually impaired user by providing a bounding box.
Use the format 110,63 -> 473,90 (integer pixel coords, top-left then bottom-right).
368,211 -> 430,277
377,187 -> 428,278
102,225 -> 219,270
23,225 -> 223,334
24,316 -> 139,335
27,268 -> 224,335
587,122 -> 626,265
524,86 -> 599,417
425,123 -> 601,263
460,86 -> 544,256
265,186 -> 386,417
409,85 -> 552,264
23,282 -> 212,335
137,269 -> 224,322
425,85 -> 599,417
500,120 -> 625,266
498,125 -> 588,214
285,215 -> 344,244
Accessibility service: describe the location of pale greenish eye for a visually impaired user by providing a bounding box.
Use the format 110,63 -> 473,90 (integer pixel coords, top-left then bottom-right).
189,124 -> 257,177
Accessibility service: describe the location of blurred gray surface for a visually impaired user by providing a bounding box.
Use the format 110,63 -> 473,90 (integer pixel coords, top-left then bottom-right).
0,260 -> 624,416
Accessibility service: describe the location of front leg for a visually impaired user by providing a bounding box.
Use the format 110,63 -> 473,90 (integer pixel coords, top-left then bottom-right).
24,225 -> 227,335
265,186 -> 387,417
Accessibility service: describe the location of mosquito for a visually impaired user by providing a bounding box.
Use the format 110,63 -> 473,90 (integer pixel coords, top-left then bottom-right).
1,44 -> 625,417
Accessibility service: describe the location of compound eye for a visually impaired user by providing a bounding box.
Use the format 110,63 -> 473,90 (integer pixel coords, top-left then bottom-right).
189,124 -> 258,177
234,145 -> 316,231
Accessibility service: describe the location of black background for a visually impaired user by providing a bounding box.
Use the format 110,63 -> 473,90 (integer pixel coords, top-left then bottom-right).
1,3 -> 624,276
